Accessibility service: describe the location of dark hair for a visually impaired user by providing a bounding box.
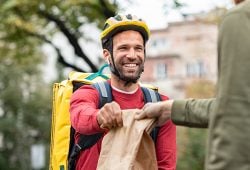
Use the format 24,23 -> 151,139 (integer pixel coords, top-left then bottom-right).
102,37 -> 113,52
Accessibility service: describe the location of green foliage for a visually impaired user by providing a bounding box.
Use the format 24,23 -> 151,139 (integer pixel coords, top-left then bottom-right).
177,129 -> 207,170
0,48 -> 51,169
0,0 -> 118,73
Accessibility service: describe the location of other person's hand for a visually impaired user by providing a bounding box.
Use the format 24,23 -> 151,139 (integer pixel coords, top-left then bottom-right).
134,100 -> 173,126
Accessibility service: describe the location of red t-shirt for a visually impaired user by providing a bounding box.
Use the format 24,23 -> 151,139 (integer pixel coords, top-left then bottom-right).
70,82 -> 176,170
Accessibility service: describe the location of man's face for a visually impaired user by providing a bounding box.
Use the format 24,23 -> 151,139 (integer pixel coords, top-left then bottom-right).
111,30 -> 145,82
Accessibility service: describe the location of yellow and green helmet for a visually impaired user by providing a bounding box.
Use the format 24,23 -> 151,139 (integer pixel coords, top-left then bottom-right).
100,14 -> 150,46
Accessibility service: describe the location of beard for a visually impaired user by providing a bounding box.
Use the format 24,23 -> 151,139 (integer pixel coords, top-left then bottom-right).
118,64 -> 144,83
110,58 -> 145,84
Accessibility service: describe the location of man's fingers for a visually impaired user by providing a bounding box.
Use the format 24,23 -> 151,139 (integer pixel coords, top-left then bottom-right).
115,112 -> 123,127
110,101 -> 123,127
100,124 -> 112,130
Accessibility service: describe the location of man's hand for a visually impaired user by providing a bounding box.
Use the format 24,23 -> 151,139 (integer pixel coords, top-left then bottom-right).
97,101 -> 123,130
134,100 -> 174,126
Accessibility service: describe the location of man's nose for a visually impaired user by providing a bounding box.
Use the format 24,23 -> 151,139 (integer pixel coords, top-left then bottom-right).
126,48 -> 136,58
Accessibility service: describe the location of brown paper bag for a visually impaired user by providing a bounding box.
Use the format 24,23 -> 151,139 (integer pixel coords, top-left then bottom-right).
97,109 -> 158,170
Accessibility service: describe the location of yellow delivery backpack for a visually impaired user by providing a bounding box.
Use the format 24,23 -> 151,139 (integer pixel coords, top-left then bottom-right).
49,65 -> 161,170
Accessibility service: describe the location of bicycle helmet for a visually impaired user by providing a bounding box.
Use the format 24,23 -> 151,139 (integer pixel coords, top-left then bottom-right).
100,14 -> 150,45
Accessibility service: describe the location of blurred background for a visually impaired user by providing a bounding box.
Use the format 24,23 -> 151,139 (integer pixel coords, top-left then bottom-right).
0,0 -> 233,169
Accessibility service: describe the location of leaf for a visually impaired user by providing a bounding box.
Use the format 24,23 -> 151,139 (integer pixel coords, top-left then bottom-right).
1,0 -> 19,11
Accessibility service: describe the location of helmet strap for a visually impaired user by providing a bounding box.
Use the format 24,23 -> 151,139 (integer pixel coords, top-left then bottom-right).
108,40 -> 121,78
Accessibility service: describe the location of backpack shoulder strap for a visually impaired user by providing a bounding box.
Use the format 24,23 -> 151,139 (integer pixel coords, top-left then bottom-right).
141,86 -> 162,144
92,81 -> 112,108
141,86 -> 161,103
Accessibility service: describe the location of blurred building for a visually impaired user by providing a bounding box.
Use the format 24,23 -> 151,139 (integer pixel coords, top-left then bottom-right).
141,19 -> 218,99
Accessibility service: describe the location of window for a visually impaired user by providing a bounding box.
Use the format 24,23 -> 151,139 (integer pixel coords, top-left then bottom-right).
150,38 -> 170,50
156,63 -> 168,79
198,61 -> 205,77
186,61 -> 206,77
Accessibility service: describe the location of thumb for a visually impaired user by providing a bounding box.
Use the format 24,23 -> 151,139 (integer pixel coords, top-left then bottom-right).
134,110 -> 145,120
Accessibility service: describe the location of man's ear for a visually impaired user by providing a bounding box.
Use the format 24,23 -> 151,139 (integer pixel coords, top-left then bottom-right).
103,49 -> 110,64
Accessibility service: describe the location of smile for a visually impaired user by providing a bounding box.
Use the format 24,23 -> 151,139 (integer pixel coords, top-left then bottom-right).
124,63 -> 138,67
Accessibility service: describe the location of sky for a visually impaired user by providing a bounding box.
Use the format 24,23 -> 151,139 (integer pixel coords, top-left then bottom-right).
121,0 -> 233,29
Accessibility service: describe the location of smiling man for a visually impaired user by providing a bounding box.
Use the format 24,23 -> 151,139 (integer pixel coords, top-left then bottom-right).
69,14 -> 177,170
104,29 -> 145,88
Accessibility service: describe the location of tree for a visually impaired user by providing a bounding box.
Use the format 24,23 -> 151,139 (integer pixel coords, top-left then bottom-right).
0,0 -> 185,74
0,0 -> 118,73
0,42 -> 52,169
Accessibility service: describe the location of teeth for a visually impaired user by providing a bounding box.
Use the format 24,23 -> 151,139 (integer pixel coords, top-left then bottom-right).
124,64 -> 136,67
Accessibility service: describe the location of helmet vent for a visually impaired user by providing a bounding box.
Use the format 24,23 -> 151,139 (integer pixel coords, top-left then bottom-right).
103,23 -> 109,30
114,15 -> 122,21
126,14 -> 132,20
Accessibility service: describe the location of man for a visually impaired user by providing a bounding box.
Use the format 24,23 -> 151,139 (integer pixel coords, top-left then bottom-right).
135,0 -> 250,170
70,14 -> 176,170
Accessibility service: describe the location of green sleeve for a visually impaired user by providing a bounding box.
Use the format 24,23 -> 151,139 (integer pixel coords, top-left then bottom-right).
171,98 -> 215,128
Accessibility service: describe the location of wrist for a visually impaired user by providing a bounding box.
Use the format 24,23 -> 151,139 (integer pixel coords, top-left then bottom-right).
96,111 -> 102,126
162,100 -> 173,112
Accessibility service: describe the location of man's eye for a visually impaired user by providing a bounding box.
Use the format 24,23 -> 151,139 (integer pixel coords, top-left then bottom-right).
119,46 -> 127,50
136,47 -> 144,51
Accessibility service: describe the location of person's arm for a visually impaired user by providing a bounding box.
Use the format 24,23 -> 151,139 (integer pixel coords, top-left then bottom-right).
171,98 -> 215,128
70,85 -> 103,134
135,98 -> 215,128
70,85 -> 123,134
